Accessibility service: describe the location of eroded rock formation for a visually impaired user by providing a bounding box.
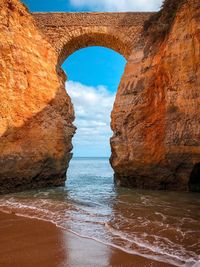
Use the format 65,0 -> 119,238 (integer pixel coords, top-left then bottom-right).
0,0 -> 199,194
0,0 -> 75,194
111,0 -> 200,191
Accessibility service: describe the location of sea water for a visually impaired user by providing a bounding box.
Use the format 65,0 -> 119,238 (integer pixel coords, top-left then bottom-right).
0,158 -> 199,266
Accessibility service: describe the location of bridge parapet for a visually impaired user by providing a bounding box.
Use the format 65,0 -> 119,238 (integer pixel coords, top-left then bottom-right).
32,12 -> 153,63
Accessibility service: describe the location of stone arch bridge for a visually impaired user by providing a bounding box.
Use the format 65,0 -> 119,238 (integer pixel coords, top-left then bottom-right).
32,12 -> 153,64
32,11 -> 200,193
0,1 -> 199,194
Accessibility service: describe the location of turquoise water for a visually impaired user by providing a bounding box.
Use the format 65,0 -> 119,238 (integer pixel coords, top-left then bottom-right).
0,158 -> 200,266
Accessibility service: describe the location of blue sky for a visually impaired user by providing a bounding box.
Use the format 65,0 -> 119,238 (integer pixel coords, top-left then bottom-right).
22,0 -> 162,157
64,48 -> 126,157
22,0 -> 162,12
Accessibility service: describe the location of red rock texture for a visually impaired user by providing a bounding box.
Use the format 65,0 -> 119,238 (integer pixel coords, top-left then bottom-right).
0,0 -> 75,194
110,0 -> 200,191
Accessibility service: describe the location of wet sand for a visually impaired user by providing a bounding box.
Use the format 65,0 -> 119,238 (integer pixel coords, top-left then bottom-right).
0,212 -> 174,267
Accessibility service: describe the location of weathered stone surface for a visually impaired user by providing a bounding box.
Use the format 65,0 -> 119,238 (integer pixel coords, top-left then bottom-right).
110,0 -> 200,191
0,0 -> 75,194
32,12 -> 153,64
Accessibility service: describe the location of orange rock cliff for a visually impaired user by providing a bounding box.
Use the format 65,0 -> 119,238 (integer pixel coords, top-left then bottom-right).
110,0 -> 200,191
0,0 -> 199,194
0,0 -> 75,194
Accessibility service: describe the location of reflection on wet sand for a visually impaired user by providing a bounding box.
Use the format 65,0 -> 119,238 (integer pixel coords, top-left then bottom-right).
0,212 -> 66,267
0,212 -> 173,267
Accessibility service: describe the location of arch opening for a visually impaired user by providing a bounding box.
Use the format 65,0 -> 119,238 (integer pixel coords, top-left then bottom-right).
57,30 -> 132,66
62,46 -> 126,158
188,163 -> 200,192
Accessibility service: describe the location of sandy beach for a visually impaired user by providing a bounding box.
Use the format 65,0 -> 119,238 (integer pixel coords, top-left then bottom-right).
0,211 -> 174,267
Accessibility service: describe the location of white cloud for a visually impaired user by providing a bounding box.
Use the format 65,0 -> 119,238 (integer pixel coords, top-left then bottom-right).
70,0 -> 163,12
66,81 -> 115,157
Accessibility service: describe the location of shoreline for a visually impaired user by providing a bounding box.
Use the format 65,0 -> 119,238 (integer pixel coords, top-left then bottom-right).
0,211 -> 175,267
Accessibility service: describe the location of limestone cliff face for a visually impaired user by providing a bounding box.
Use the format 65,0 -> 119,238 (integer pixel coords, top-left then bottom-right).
0,0 -> 199,194
111,0 -> 200,191
0,0 -> 75,194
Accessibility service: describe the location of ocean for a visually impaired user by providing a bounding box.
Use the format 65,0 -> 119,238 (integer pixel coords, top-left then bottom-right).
0,157 -> 199,266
